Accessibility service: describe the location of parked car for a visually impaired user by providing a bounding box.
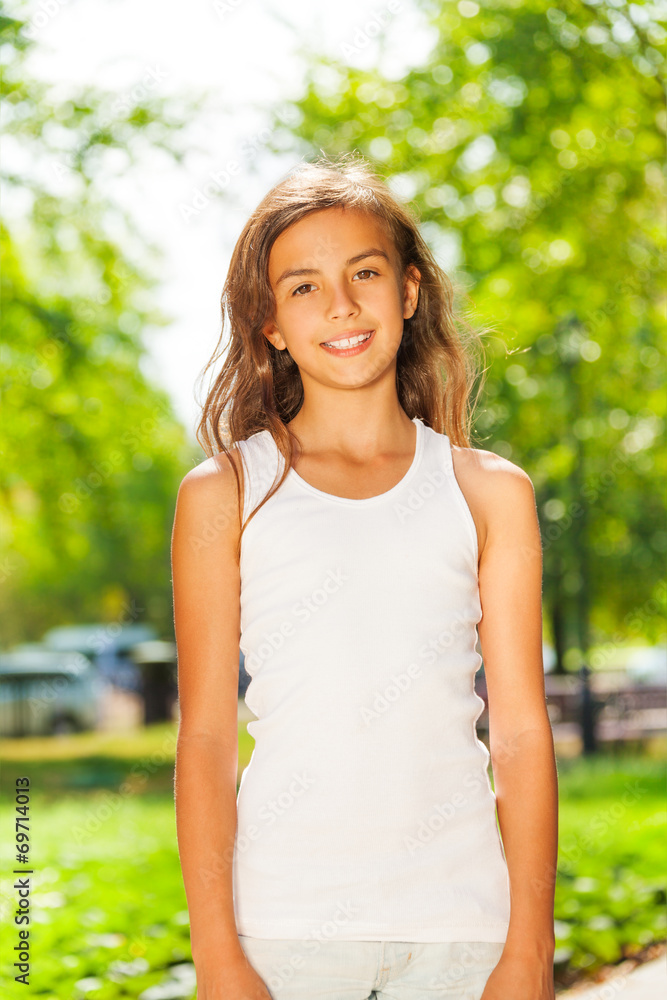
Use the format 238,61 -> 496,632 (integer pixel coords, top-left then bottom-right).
239,650 -> 250,698
0,647 -> 106,737
42,623 -> 157,692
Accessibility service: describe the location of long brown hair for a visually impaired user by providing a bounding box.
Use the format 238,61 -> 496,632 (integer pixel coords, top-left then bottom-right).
195,151 -> 487,557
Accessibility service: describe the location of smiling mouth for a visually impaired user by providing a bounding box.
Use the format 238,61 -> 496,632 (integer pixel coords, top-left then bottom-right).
321,331 -> 373,349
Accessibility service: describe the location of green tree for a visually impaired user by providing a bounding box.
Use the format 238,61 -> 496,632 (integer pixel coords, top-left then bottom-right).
249,0 -> 666,670
0,13 -> 203,644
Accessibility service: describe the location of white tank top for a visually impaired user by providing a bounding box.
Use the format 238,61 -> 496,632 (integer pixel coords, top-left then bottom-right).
232,416 -> 511,942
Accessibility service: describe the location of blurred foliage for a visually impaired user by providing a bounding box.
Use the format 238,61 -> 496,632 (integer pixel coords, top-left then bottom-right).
1,1 -> 665,665
553,753 -> 667,976
252,0 -> 667,668
0,14 -> 203,644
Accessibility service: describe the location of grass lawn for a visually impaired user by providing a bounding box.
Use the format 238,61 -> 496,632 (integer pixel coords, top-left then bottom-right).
0,721 -> 664,997
550,750 -> 666,984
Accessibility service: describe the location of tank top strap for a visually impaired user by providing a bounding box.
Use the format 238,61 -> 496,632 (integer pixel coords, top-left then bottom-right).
235,430 -> 284,524
439,427 -> 455,471
436,429 -> 480,569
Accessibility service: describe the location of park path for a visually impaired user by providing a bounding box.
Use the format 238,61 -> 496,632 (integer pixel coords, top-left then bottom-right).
557,955 -> 666,998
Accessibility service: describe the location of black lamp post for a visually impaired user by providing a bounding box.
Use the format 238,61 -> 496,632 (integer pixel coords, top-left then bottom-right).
556,314 -> 597,755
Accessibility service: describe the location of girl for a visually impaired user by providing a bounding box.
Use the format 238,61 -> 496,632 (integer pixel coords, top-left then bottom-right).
171,153 -> 558,1000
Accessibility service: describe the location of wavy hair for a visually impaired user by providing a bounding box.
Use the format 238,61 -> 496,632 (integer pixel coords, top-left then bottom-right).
195,151 -> 487,558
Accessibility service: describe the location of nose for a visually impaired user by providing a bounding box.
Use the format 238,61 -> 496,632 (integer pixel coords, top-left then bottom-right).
327,281 -> 360,321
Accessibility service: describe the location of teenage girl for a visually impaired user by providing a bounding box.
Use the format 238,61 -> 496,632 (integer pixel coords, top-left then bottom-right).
171,153 -> 558,1000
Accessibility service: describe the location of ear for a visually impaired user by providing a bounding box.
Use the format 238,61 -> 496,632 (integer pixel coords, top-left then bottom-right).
402,265 -> 421,320
262,318 -> 288,351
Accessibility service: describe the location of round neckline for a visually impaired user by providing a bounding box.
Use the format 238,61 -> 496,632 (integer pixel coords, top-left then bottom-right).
287,417 -> 425,506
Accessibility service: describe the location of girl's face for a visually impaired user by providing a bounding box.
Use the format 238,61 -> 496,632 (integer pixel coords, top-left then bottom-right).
262,206 -> 420,389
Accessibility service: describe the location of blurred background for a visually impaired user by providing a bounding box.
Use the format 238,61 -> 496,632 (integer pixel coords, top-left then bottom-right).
1,0 -> 665,996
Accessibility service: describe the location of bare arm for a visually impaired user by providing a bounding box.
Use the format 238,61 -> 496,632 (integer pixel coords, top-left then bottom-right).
171,451 -> 247,968
476,463 -> 558,966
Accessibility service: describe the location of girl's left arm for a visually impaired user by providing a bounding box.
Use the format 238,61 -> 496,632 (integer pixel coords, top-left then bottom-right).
475,463 -> 558,993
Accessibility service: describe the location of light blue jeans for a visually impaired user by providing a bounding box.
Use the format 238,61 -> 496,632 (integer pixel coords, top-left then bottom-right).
238,935 -> 506,999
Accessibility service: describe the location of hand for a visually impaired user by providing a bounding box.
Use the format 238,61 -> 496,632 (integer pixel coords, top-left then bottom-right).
194,947 -> 273,1000
479,950 -> 555,1000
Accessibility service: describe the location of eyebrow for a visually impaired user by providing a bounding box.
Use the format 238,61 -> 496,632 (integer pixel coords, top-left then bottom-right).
275,248 -> 391,287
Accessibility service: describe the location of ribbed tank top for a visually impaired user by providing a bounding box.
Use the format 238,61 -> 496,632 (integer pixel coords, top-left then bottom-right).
232,416 -> 512,942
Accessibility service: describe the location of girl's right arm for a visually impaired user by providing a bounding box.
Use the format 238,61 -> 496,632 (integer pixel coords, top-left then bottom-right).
171,452 -> 271,999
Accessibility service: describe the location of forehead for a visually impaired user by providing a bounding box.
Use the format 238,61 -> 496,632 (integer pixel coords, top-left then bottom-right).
267,206 -> 396,278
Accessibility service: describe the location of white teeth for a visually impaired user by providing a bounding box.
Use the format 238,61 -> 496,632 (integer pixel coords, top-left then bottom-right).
323,332 -> 372,349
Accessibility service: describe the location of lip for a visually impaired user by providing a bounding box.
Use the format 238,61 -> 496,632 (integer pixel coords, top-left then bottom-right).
320,328 -> 374,344
320,330 -> 375,357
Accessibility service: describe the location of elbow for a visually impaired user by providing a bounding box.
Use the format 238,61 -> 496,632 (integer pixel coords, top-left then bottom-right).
176,728 -> 238,755
488,713 -> 554,765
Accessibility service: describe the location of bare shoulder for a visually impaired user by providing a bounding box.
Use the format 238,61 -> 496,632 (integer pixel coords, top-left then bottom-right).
179,443 -> 244,497
450,444 -> 537,560
450,443 -> 534,491
174,445 -> 245,553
